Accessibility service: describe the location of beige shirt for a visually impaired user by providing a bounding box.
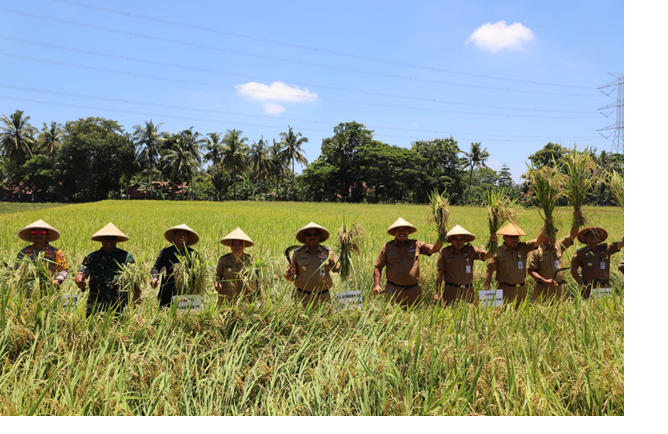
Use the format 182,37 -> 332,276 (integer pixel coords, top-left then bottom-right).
216,252 -> 252,295
487,239 -> 539,285
437,244 -> 487,286
288,245 -> 340,293
374,239 -> 433,286
527,237 -> 574,283
571,242 -> 622,283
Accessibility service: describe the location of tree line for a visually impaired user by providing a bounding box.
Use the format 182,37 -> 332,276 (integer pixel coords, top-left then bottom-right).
0,110 -> 622,205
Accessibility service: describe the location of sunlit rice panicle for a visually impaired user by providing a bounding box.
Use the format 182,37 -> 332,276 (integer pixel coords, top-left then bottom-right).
485,189 -> 516,255
608,169 -> 624,209
337,218 -> 366,280
172,252 -> 207,296
561,147 -> 598,226
527,165 -> 564,239
113,262 -> 144,302
427,189 -> 450,242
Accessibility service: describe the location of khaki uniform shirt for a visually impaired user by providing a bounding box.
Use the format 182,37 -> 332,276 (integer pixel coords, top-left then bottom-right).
374,239 -> 433,287
571,242 -> 622,283
487,239 -> 539,285
216,252 -> 253,296
437,244 -> 487,286
289,245 -> 340,293
527,237 -> 574,283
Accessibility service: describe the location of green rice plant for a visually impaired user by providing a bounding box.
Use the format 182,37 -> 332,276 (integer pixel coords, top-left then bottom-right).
526,165 -> 564,239
608,169 -> 624,209
9,256 -> 56,300
485,189 -> 517,255
427,189 -> 450,242
336,218 -> 365,280
561,147 -> 598,226
113,262 -> 144,304
172,250 -> 207,296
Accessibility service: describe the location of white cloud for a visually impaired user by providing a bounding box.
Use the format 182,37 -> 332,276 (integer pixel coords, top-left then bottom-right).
466,21 -> 534,52
263,102 -> 286,114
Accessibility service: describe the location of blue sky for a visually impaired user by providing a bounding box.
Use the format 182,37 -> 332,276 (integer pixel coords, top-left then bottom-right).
1,0 -> 623,182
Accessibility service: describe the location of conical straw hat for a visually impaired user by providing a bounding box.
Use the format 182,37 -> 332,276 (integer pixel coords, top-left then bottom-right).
446,224 -> 476,242
18,219 -> 61,242
163,223 -> 200,246
221,227 -> 254,247
577,227 -> 608,244
296,222 -> 330,243
497,222 -> 527,236
387,217 -> 417,236
91,222 -> 129,242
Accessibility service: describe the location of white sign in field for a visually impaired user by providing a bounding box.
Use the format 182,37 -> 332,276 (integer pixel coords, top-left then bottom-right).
592,287 -> 613,298
61,293 -> 81,312
337,290 -> 363,310
478,289 -> 503,308
172,294 -> 204,312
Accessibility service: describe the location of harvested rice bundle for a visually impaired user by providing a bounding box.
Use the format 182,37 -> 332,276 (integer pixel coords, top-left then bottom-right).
427,189 -> 450,243
608,169 -> 624,209
113,262 -> 144,302
526,165 -> 564,240
337,218 -> 366,280
172,252 -> 207,296
486,189 -> 517,255
562,147 -> 598,226
12,257 -> 54,300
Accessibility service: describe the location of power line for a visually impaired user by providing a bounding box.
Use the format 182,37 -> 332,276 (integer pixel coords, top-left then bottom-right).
50,0 -> 598,92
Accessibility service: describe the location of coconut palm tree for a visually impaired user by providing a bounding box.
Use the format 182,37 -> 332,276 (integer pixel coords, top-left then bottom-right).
270,138 -> 288,190
0,110 -> 36,173
221,129 -> 249,201
133,120 -> 165,198
462,142 -> 491,203
279,126 -> 308,178
204,132 -> 224,169
37,121 -> 64,162
249,137 -> 272,189
162,138 -> 199,200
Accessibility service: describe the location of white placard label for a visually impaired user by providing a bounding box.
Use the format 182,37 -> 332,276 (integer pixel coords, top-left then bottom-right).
172,294 -> 203,312
478,289 -> 503,308
61,293 -> 80,312
337,290 -> 363,310
592,287 -> 612,298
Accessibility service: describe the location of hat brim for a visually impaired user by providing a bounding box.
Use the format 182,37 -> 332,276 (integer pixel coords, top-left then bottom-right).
18,224 -> 61,243
296,227 -> 330,244
387,226 -> 418,236
164,228 -> 200,246
577,227 -> 608,244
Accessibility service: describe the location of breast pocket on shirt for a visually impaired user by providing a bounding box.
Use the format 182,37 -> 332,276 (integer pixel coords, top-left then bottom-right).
296,257 -> 311,274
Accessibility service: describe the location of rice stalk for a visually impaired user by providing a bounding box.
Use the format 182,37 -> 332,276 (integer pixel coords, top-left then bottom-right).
561,147 -> 598,226
427,189 -> 450,242
608,169 -> 624,209
113,262 -> 144,303
526,165 -> 564,239
172,251 -> 207,296
337,218 -> 366,280
11,256 -> 55,300
485,189 -> 516,255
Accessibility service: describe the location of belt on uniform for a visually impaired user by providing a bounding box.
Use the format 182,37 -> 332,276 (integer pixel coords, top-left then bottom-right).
296,287 -> 329,295
387,280 -> 418,290
584,279 -> 609,286
498,281 -> 525,287
444,282 -> 472,289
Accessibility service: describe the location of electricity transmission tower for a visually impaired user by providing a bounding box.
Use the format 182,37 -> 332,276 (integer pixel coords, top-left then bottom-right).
597,73 -> 624,153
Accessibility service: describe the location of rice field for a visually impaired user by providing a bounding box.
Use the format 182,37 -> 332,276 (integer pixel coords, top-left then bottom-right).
0,200 -> 624,415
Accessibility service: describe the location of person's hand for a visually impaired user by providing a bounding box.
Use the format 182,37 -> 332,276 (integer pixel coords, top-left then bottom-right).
215,281 -> 222,293
52,279 -> 61,286
573,209 -> 583,219
285,268 -> 296,280
151,277 -> 159,289
373,284 -> 382,295
75,276 -> 87,290
544,278 -> 558,287
490,234 -> 498,244
545,217 -> 554,226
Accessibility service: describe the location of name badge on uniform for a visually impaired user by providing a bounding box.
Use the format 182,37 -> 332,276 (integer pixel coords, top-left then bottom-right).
518,262 -> 523,270
554,260 -> 560,269
466,265 -> 471,274
408,249 -> 416,253
600,262 -> 606,270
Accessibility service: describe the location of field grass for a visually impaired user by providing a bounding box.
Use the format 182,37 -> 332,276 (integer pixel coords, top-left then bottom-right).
0,201 -> 624,415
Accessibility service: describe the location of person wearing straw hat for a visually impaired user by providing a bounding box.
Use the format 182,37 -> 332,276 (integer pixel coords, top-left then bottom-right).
373,217 -> 445,309
75,223 -> 138,316
484,221 -> 548,307
17,219 -> 69,286
215,227 -> 256,305
434,225 -> 497,307
151,223 -> 200,307
570,227 -> 624,299
285,222 -> 340,307
527,212 -> 581,302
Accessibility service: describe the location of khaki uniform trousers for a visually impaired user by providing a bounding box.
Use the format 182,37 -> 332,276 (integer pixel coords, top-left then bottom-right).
295,288 -> 331,307
384,282 -> 422,309
440,283 -> 475,306
582,280 -> 609,299
499,282 -> 527,308
532,282 -> 566,303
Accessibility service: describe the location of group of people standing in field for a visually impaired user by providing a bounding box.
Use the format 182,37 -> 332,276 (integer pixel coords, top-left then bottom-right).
13,211 -> 624,316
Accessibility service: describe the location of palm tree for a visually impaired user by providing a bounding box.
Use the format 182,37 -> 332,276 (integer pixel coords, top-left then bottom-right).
162,138 -> 199,200
204,132 -> 224,169
270,138 -> 288,190
221,129 -> 249,201
462,142 -> 491,203
37,121 -> 64,162
279,126 -> 308,178
249,137 -> 273,188
133,120 -> 165,198
0,110 -> 36,173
